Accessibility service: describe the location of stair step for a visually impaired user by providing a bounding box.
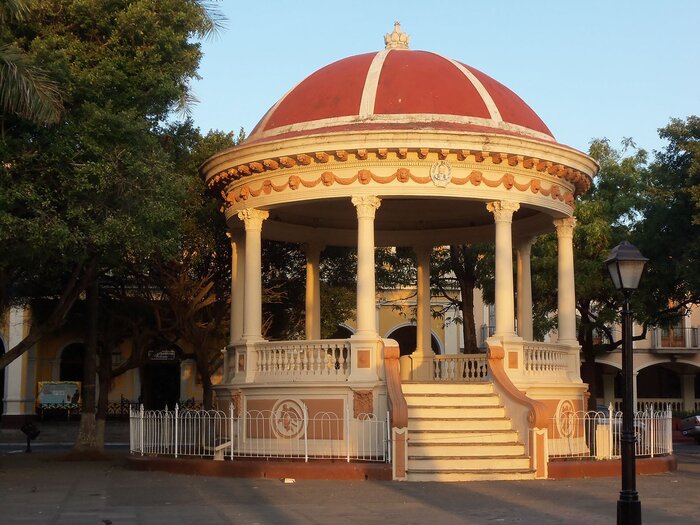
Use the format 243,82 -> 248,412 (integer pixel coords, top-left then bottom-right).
409,418 -> 512,431
407,406 -> 505,418
407,469 -> 536,482
402,382 -> 493,395
408,456 -> 531,470
409,429 -> 519,444
404,395 -> 501,407
408,442 -> 526,456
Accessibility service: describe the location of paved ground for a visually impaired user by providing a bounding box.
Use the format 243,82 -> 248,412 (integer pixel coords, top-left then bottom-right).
0,419 -> 130,447
0,429 -> 697,525
0,421 -> 697,524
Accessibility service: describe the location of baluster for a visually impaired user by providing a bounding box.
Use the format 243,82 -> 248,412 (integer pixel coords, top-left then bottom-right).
290,346 -> 298,373
301,346 -> 308,374
330,345 -> 338,375
340,345 -> 348,375
309,346 -> 317,375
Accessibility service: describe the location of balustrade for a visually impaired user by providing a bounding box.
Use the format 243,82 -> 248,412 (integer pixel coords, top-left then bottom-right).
432,354 -> 489,382
254,340 -> 351,381
523,343 -> 569,377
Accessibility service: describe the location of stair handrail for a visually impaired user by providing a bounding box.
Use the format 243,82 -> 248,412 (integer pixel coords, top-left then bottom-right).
488,343 -> 549,478
383,338 -> 408,480
487,344 -> 547,428
383,339 -> 407,429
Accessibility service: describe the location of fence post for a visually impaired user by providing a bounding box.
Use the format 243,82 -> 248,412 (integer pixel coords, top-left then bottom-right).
303,402 -> 309,463
346,407 -> 351,463
139,404 -> 144,457
175,404 -> 179,458
607,402 -> 614,460
386,410 -> 391,463
648,410 -> 661,458
230,402 -> 234,460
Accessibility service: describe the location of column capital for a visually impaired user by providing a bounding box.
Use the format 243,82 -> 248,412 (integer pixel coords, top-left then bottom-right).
303,241 -> 325,258
352,195 -> 381,219
227,229 -> 244,242
237,208 -> 269,231
486,201 -> 520,222
515,236 -> 535,250
413,243 -> 433,257
553,217 -> 577,238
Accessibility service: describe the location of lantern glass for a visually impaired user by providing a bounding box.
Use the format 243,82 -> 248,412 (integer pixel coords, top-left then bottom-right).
604,241 -> 648,291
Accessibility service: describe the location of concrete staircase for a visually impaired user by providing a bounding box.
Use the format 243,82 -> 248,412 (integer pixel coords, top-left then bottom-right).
403,382 -> 536,482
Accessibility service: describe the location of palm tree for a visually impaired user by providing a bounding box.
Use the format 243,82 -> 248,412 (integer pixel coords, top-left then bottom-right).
0,0 -> 63,125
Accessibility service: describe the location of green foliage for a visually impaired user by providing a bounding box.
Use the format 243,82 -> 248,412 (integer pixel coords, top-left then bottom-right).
0,0 -> 63,125
0,0 -> 220,316
635,116 -> 700,322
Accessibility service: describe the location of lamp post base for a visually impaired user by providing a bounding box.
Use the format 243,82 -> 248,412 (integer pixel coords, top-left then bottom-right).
617,496 -> 641,525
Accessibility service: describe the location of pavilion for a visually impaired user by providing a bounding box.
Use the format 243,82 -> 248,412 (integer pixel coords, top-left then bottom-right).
199,23 -> 598,481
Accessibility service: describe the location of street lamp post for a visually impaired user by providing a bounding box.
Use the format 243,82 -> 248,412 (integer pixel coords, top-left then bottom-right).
605,241 -> 648,525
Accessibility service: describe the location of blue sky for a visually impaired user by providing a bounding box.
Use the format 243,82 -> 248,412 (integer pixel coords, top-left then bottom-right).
190,1 -> 699,155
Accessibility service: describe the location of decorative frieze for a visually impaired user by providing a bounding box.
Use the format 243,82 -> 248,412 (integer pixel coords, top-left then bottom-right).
207,147 -> 592,200
223,167 -> 574,209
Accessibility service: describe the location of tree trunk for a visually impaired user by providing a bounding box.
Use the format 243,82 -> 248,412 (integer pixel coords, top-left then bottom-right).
95,344 -> 112,446
459,279 -> 479,353
449,245 -> 479,354
193,345 -> 214,409
75,278 -> 101,452
200,372 -> 213,410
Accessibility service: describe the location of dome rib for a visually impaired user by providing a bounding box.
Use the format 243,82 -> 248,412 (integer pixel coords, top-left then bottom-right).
247,49 -> 556,145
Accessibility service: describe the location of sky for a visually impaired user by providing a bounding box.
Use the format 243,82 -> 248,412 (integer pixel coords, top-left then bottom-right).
190,0 -> 699,156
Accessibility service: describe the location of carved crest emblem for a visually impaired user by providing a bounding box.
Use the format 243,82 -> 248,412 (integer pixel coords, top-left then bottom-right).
271,399 -> 305,439
430,160 -> 452,187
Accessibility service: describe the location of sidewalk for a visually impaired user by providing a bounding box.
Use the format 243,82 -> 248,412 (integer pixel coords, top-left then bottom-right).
0,419 -> 129,446
0,444 -> 698,524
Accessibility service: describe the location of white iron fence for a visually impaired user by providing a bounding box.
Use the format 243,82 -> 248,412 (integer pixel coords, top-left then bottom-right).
130,404 -> 388,463
548,404 -> 673,460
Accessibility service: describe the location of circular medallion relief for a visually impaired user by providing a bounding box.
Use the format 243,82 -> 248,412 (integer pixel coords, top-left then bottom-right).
555,399 -> 576,438
271,399 -> 306,439
430,160 -> 452,187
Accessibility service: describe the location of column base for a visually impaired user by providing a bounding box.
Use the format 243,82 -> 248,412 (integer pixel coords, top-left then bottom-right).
409,351 -> 434,381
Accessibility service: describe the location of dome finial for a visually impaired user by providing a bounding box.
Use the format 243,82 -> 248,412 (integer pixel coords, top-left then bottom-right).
384,21 -> 410,50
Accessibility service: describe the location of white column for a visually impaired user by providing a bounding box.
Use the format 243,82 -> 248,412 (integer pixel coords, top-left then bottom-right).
487,201 -> 520,338
553,217 -> 577,344
304,242 -> 323,340
3,307 -> 29,420
237,208 -> 269,342
352,195 -> 381,338
516,238 -> 535,341
414,245 -> 433,356
229,230 -> 245,344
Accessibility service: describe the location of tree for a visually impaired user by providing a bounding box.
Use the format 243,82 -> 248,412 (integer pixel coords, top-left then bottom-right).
431,244 -> 493,354
0,0 -> 223,452
635,116 -> 700,321
0,0 -> 63,126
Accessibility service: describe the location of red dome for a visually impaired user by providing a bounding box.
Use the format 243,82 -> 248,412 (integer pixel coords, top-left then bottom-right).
247,49 -> 555,145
